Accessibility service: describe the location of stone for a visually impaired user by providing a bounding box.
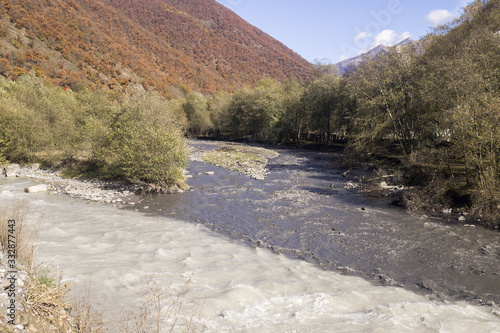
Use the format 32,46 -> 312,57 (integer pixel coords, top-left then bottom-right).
31,163 -> 41,170
205,171 -> 215,175
5,164 -> 21,177
24,184 -> 49,193
458,216 -> 467,222
442,208 -> 452,214
379,181 -> 389,189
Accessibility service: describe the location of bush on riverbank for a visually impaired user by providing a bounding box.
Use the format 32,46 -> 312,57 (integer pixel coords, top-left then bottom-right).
0,75 -> 189,190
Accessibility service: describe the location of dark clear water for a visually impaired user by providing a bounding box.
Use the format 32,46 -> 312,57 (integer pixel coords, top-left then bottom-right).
135,141 -> 500,306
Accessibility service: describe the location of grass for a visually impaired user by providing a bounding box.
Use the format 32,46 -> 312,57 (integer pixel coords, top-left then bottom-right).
0,200 -> 37,272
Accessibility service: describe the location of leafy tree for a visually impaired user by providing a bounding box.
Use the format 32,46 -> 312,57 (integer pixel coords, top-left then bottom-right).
182,92 -> 212,135
207,90 -> 233,137
346,44 -> 426,158
0,75 -> 81,163
273,79 -> 306,143
302,74 -> 344,144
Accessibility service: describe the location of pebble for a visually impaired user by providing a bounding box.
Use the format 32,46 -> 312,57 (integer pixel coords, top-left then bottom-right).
343,181 -> 359,189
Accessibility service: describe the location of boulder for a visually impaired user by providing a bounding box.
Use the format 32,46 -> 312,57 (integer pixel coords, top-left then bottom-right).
24,184 -> 49,193
5,164 -> 21,177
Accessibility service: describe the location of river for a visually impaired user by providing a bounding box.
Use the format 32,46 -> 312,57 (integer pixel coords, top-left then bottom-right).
1,140 -> 499,332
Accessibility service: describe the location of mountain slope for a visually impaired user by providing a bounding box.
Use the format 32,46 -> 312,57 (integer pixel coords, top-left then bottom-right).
0,0 -> 312,96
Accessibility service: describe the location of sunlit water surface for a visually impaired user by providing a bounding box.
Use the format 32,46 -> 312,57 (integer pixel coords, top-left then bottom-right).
1,179 -> 500,332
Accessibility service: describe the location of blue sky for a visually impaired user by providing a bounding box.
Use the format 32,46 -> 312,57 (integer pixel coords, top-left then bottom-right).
214,0 -> 470,63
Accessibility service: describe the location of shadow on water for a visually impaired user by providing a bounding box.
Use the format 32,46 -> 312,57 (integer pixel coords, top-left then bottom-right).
133,140 -> 500,306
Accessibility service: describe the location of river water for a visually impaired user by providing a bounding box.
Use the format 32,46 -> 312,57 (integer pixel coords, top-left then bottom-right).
1,140 -> 500,332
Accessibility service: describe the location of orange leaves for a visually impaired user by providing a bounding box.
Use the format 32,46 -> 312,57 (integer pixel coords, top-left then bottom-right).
0,0 -> 311,96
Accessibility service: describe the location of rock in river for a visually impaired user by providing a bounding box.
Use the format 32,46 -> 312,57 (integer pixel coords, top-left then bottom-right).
4,164 -> 21,177
24,184 -> 49,193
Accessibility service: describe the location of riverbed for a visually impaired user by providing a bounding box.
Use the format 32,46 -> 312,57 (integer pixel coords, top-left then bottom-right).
153,140 -> 500,306
1,140 -> 500,332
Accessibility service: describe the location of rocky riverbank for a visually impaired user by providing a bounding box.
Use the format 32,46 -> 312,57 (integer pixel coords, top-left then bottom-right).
2,161 -> 193,207
3,164 -> 141,206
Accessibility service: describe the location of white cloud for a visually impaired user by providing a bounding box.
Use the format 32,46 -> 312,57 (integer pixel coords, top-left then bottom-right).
426,9 -> 453,26
399,31 -> 412,41
373,29 -> 398,46
358,30 -> 412,55
354,31 -> 371,42
374,29 -> 411,47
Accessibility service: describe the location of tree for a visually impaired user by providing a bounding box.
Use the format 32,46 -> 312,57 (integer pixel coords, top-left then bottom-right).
207,90 -> 233,137
346,44 -> 425,158
302,74 -> 345,144
182,92 -> 212,135
273,79 -> 306,143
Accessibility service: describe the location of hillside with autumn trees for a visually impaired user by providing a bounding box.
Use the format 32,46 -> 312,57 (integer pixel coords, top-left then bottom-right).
0,0 -> 312,96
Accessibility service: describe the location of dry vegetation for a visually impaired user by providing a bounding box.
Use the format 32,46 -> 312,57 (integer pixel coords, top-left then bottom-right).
117,274 -> 204,333
0,200 -> 77,332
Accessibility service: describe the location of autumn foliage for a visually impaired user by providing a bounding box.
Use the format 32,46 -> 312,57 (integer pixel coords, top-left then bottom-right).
0,0 -> 311,96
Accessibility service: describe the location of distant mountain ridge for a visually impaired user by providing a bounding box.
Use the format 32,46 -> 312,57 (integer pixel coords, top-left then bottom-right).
0,0 -> 312,96
336,38 -> 415,75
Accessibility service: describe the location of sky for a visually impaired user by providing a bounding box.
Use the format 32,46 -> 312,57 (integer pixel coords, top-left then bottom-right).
214,0 -> 470,63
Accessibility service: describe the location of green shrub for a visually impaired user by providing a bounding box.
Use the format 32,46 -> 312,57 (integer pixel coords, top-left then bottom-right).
105,93 -> 188,187
0,75 -> 82,164
0,91 -> 52,162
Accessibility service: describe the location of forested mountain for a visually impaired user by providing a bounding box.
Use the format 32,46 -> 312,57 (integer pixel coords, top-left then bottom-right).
0,0 -> 312,96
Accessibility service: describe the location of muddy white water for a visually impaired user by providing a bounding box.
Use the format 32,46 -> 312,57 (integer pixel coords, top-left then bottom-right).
1,141 -> 500,332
